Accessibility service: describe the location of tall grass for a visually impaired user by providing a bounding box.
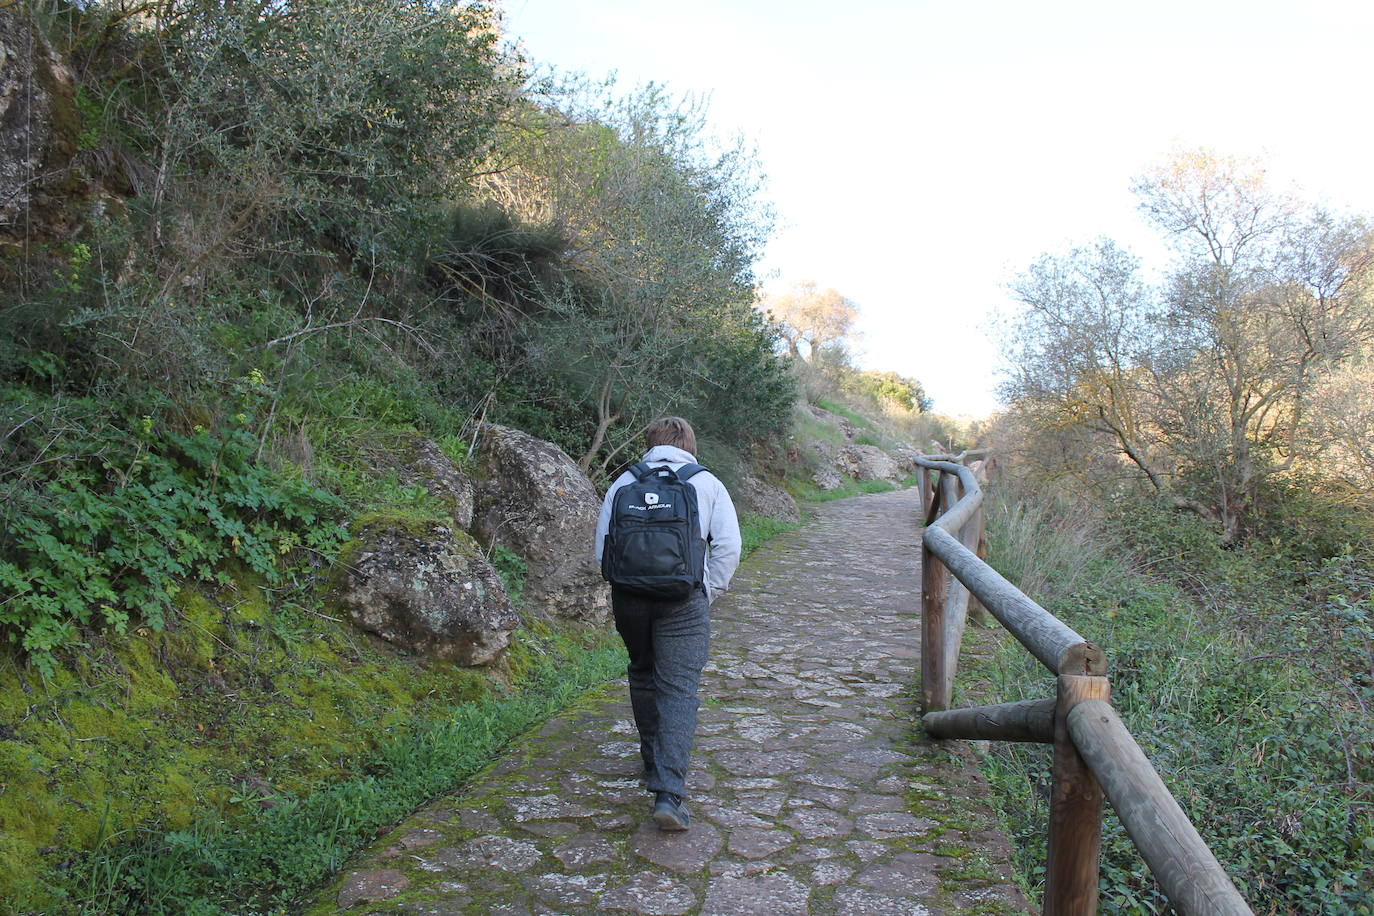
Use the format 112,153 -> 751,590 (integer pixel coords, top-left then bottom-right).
966,482 -> 1374,914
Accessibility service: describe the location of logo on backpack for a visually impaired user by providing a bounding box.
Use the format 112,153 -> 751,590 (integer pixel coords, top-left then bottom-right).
601,462 -> 708,599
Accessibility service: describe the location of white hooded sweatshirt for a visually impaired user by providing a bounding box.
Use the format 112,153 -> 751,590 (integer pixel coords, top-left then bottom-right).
594,445 -> 742,604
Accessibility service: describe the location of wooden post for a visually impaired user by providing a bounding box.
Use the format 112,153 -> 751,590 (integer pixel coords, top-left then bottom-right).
918,466 -> 931,518
921,476 -> 949,712
921,524 -> 1106,677
966,501 -> 988,624
1045,674 -> 1110,916
938,473 -> 969,703
923,470 -> 943,526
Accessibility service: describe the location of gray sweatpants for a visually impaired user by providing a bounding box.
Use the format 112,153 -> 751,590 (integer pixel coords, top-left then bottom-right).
611,588 -> 710,798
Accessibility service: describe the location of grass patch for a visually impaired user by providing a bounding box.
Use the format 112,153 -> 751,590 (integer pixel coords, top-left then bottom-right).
794,407 -> 848,444
791,476 -> 897,504
739,512 -> 803,558
813,399 -> 873,429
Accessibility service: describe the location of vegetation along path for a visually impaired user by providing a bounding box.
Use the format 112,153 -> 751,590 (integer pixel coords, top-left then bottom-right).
305,488 -> 1029,915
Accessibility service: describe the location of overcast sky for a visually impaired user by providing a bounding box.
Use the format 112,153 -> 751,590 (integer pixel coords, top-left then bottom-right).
498,0 -> 1374,416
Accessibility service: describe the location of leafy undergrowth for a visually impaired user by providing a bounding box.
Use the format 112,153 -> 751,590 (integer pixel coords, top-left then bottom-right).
963,488 -> 1374,915
0,569 -> 625,915
0,388 -> 349,675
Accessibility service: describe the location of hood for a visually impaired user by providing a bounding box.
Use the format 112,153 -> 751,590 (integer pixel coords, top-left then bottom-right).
643,445 -> 697,465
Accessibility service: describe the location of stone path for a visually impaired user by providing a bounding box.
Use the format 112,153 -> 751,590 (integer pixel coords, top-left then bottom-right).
304,488 -> 1030,915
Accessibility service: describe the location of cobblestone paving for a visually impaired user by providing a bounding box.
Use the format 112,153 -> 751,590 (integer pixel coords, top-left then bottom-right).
305,488 -> 1031,915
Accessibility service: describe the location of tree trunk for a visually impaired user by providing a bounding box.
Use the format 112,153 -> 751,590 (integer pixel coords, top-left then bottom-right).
578,376 -> 619,473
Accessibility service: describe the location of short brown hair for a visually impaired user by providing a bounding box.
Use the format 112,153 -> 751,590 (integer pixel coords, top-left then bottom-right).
645,416 -> 697,455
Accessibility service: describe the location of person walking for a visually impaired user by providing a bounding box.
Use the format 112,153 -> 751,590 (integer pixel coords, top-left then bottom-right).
594,417 -> 741,831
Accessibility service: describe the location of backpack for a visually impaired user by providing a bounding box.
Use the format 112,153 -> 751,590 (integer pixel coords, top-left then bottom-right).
601,462 -> 708,599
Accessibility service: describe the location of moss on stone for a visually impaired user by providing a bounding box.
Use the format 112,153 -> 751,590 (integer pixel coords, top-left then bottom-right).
0,558 -> 607,910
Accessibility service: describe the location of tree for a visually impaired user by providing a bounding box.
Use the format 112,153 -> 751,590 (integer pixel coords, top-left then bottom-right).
850,369 -> 932,413
462,80 -> 790,472
1002,150 -> 1374,541
759,281 -> 859,361
1003,237 -> 1165,488
1308,351 -> 1374,491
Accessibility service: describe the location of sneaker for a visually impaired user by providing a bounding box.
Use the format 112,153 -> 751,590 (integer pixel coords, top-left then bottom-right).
652,792 -> 689,831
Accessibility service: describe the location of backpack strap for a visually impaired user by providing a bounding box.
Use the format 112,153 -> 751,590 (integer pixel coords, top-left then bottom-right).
629,461 -> 708,482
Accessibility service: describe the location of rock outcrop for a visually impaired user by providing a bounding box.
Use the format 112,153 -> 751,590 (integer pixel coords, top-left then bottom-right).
812,467 -> 844,491
809,439 -> 905,488
736,472 -> 800,523
1,10 -> 75,238
471,425 -> 609,624
333,521 -> 518,665
841,444 -> 903,483
890,445 -> 925,474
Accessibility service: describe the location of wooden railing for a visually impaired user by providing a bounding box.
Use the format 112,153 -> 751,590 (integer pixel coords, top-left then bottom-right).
914,454 -> 1253,916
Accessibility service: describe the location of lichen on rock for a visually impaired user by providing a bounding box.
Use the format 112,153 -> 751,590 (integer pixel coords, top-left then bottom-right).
736,472 -> 801,523
0,8 -> 76,239
333,518 -> 518,665
471,424 -> 610,624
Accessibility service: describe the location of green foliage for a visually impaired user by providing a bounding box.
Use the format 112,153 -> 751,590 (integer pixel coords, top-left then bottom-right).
72,85 -> 105,152
846,369 -> 932,413
151,0 -> 510,268
0,391 -> 346,672
446,80 -> 792,473
1248,472 -> 1374,567
972,482 -> 1374,913
488,544 -> 528,604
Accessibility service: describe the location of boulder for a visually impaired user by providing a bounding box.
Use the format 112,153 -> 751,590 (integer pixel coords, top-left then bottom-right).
736,472 -> 800,523
803,438 -> 845,491
397,438 -> 475,529
844,445 -> 903,483
812,467 -> 844,491
0,9 -> 75,238
832,446 -> 862,479
890,445 -> 925,474
333,520 -> 518,665
471,425 -> 609,624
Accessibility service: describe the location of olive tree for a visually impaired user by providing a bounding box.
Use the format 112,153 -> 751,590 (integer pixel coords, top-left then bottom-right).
1003,150 -> 1374,540
758,280 -> 860,361
471,81 -> 789,472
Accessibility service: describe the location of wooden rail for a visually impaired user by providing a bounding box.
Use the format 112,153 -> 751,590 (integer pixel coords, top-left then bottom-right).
914,453 -> 1252,916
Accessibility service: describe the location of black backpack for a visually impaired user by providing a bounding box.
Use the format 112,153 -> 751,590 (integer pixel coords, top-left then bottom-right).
601,462 -> 708,599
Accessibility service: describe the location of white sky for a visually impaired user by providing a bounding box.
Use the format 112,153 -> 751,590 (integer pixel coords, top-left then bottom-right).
498,0 -> 1374,417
